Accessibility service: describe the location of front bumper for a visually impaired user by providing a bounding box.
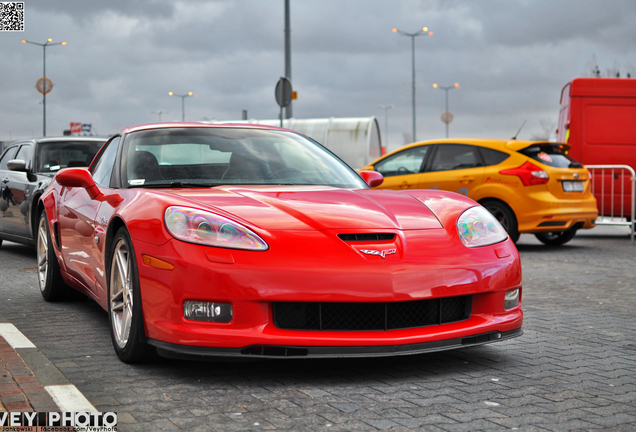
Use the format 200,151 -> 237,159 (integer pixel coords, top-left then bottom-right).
134,229 -> 523,354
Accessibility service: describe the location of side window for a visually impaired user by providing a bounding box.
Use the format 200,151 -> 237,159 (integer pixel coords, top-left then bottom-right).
0,146 -> 18,170
14,145 -> 34,163
91,137 -> 121,187
479,147 -> 510,166
374,146 -> 429,177
430,144 -> 480,172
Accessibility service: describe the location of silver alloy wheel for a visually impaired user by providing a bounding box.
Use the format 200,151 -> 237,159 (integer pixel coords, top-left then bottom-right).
37,215 -> 49,293
110,238 -> 134,349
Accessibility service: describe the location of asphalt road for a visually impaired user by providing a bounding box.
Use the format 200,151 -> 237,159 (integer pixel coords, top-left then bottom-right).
1,226 -> 635,431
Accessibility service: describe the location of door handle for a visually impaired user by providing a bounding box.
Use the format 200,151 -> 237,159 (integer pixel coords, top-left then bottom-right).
459,176 -> 475,184
2,178 -> 9,184
399,181 -> 413,189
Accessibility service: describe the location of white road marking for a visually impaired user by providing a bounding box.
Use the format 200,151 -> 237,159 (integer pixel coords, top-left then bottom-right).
0,323 -> 36,348
45,384 -> 98,412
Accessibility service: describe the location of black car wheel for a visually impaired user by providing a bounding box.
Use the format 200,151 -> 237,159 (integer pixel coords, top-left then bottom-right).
480,199 -> 520,243
108,227 -> 153,363
36,212 -> 69,301
535,227 -> 578,246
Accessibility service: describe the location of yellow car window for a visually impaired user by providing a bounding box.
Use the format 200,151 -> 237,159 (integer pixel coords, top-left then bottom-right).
430,144 -> 480,172
375,146 -> 429,177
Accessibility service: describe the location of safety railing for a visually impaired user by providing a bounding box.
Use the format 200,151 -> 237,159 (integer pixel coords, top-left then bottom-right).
586,165 -> 635,243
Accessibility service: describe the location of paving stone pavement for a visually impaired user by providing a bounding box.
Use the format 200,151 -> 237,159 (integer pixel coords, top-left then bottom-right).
0,226 -> 635,431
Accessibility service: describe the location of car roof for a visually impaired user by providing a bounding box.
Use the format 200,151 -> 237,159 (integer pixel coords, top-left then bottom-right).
12,136 -> 107,145
390,138 -> 571,154
119,122 -> 288,135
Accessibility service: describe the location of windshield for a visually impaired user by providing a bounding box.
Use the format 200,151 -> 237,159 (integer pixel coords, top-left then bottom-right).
38,140 -> 103,172
519,144 -> 583,169
123,127 -> 367,189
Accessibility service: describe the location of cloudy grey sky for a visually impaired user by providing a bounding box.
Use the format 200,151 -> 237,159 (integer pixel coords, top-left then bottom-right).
2,0 -> 635,151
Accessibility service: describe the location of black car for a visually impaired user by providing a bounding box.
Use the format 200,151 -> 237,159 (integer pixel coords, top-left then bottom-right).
0,136 -> 106,248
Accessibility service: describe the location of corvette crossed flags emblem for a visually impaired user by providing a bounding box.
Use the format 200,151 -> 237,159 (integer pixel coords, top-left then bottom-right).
360,249 -> 397,258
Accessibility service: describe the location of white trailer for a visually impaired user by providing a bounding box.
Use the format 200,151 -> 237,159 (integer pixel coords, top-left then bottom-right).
213,117 -> 383,170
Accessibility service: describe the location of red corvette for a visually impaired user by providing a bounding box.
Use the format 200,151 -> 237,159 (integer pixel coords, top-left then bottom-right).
37,123 -> 522,363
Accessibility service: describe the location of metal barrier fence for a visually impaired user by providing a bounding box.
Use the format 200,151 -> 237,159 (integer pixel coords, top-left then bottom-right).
586,164 -> 635,243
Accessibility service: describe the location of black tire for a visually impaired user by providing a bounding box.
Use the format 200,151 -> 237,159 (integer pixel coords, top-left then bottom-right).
535,227 -> 578,246
108,227 -> 153,363
36,211 -> 69,301
480,199 -> 520,243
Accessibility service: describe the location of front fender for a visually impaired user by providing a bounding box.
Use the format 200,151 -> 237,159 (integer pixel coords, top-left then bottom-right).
110,192 -> 173,247
38,185 -> 68,273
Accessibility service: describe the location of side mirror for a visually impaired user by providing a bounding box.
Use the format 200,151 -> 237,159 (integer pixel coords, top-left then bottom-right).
55,168 -> 101,199
7,159 -> 27,172
359,170 -> 384,188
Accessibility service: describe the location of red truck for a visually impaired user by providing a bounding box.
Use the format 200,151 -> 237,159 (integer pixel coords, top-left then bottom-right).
557,77 -> 636,220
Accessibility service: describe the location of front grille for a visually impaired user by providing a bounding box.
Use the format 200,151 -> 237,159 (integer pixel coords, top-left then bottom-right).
273,295 -> 472,331
338,233 -> 395,241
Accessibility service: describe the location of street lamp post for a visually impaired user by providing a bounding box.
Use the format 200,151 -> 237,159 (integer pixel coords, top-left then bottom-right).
392,27 -> 433,142
151,110 -> 169,122
22,38 -> 67,137
432,83 -> 459,138
168,92 -> 195,121
284,0 -> 292,119
378,104 -> 394,151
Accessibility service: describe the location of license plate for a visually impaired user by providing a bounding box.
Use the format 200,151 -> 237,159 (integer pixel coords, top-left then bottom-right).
562,180 -> 584,192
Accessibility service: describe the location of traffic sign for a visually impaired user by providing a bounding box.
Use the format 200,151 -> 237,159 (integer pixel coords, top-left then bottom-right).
36,77 -> 53,95
441,111 -> 454,124
275,77 -> 293,108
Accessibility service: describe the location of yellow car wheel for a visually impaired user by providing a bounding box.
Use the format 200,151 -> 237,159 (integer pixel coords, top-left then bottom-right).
480,199 -> 520,243
535,228 -> 578,246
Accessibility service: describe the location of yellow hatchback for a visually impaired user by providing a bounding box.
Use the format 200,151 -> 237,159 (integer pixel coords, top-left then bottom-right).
361,138 -> 598,245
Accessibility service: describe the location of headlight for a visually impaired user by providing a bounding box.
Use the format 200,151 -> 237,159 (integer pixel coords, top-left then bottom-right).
457,206 -> 508,247
165,206 -> 268,250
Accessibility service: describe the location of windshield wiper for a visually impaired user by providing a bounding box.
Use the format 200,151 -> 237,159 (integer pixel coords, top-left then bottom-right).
128,181 -> 221,189
168,181 -> 218,188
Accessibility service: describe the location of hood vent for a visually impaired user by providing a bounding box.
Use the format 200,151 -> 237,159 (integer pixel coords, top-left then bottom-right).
338,233 -> 395,242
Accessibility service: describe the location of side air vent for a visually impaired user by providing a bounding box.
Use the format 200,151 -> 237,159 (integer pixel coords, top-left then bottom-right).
53,221 -> 61,249
338,233 -> 395,241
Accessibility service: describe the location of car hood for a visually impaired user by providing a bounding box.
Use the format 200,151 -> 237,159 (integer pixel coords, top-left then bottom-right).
159,186 -> 443,231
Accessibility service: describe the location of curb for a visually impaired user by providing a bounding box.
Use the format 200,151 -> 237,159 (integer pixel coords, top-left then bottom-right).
0,323 -> 96,413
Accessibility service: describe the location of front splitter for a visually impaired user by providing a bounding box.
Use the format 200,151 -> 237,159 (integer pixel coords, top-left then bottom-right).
149,328 -> 523,361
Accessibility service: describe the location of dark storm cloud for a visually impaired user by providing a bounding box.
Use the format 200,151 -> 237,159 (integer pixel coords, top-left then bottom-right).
478,0 -> 636,50
28,0 -> 177,21
2,0 -> 636,145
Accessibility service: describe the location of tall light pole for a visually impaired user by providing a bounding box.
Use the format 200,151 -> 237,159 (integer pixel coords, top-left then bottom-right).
168,92 -> 195,121
284,0 -> 292,119
22,38 -> 67,137
151,110 -> 169,122
432,83 -> 459,138
378,104 -> 394,152
392,27 -> 432,142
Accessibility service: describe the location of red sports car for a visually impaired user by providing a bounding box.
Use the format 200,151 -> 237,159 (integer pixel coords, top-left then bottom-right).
37,123 -> 522,363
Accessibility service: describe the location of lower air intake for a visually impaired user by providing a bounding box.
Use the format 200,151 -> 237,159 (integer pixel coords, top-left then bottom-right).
273,295 -> 472,331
